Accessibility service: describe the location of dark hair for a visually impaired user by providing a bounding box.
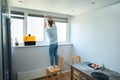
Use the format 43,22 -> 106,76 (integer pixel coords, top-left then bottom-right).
48,20 -> 53,27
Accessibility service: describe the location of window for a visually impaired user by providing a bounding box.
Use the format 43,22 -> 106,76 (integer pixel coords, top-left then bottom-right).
11,11 -> 24,44
27,15 -> 44,41
10,10 -> 69,45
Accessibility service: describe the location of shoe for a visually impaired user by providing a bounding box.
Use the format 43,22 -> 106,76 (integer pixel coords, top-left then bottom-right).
54,65 -> 59,68
47,66 -> 54,69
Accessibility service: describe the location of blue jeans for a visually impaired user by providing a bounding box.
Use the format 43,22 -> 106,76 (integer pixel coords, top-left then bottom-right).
49,43 -> 58,66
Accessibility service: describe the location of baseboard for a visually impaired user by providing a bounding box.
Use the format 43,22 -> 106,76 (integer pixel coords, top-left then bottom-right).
17,68 -> 46,80
17,68 -> 70,80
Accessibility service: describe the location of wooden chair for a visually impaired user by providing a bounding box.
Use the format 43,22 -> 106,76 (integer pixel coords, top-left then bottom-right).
46,55 -> 63,80
72,56 -> 83,80
72,56 -> 80,64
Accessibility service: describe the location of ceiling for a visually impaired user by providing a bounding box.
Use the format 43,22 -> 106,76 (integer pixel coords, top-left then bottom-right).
10,0 -> 120,15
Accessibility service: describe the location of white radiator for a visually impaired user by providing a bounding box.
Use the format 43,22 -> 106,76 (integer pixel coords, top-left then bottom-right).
17,68 -> 46,80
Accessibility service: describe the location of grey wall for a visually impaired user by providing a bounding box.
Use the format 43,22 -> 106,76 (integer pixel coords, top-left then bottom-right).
71,3 -> 120,73
12,44 -> 72,80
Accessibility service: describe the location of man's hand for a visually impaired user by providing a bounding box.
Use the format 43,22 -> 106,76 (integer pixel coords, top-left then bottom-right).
44,15 -> 48,18
44,16 -> 53,21
44,15 -> 48,28
44,15 -> 55,24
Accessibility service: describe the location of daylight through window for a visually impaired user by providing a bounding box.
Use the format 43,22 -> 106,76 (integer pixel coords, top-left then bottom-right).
11,10 -> 69,45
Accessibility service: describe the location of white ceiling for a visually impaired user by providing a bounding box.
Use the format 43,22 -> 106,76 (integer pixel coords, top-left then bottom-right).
10,0 -> 120,15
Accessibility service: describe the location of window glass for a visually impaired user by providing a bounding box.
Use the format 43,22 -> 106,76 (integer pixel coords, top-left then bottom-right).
56,22 -> 67,42
11,18 -> 24,43
27,16 -> 44,41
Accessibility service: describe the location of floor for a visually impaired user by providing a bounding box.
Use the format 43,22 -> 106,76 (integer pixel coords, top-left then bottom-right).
34,71 -> 71,80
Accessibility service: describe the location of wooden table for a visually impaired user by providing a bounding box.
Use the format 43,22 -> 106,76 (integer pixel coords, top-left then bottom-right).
71,62 -> 120,80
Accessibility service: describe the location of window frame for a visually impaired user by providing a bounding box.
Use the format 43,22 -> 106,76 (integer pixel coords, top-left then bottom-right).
11,7 -> 70,45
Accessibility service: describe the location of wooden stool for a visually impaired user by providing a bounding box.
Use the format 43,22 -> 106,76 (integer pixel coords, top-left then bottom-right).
46,56 -> 63,80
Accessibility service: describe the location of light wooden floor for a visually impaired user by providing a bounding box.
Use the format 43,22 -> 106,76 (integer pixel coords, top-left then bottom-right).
34,71 -> 71,80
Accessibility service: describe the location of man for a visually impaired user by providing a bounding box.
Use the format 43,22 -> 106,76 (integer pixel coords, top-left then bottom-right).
44,15 -> 58,68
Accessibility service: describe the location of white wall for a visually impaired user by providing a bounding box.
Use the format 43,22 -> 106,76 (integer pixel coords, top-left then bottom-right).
71,3 -> 120,73
12,44 -> 72,80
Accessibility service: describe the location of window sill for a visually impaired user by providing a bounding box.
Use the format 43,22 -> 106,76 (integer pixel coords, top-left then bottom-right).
12,43 -> 73,48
